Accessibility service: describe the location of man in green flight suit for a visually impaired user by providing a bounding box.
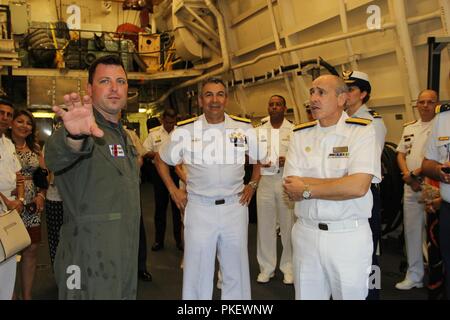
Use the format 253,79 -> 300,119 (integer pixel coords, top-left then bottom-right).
45,55 -> 140,299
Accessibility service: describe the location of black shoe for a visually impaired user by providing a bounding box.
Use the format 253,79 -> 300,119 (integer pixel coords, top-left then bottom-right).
151,242 -> 164,251
138,270 -> 152,282
176,242 -> 184,251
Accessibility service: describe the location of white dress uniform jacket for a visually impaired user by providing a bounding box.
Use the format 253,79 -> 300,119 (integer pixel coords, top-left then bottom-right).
255,119 -> 294,280
425,110 -> 450,202
159,113 -> 261,300
352,104 -> 386,156
0,134 -> 22,300
396,119 -> 434,283
283,112 -> 381,300
143,125 -> 173,163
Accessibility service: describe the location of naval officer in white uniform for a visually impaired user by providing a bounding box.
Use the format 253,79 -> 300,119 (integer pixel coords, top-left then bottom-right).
155,77 -> 262,300
283,75 -> 381,300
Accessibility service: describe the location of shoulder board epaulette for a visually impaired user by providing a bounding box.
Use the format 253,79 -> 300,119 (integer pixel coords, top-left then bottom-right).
229,115 -> 251,123
346,117 -> 372,126
293,120 -> 318,132
402,120 -> 417,127
150,125 -> 161,132
177,117 -> 198,127
435,104 -> 450,114
368,110 -> 382,119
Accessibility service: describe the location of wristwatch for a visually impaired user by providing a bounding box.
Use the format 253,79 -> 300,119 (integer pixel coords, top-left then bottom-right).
302,184 -> 312,200
248,180 -> 258,190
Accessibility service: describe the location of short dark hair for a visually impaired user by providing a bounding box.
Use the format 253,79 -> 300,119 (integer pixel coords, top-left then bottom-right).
88,55 -> 126,84
0,96 -> 14,109
200,77 -> 227,95
270,95 -> 286,106
162,108 -> 177,119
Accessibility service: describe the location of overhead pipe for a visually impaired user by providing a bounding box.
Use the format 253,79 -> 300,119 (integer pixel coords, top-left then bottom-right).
232,10 -> 439,71
149,0 -> 230,109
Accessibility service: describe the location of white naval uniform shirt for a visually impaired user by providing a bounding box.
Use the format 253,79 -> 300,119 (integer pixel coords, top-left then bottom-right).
397,119 -> 434,171
143,125 -> 173,163
424,111 -> 450,202
159,113 -> 260,198
283,112 -> 382,221
257,118 -> 294,175
0,134 -> 21,210
352,104 -> 387,157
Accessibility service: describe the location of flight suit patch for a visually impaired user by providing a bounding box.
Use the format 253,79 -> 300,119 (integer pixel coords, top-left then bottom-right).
109,144 -> 125,157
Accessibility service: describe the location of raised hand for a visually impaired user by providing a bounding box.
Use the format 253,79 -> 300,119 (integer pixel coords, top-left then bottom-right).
52,93 -> 104,138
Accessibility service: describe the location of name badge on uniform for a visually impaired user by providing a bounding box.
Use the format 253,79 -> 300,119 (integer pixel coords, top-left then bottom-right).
109,144 -> 125,158
229,132 -> 246,147
328,146 -> 349,158
439,136 -> 450,141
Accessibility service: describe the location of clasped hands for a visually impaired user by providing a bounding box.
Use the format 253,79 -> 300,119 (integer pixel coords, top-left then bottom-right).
283,176 -> 306,201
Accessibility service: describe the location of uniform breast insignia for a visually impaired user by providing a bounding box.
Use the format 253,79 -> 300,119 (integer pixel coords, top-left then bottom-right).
293,120 -> 318,132
177,117 -> 198,127
328,146 -> 349,158
402,120 -> 417,127
345,117 -> 372,126
229,115 -> 251,124
435,103 -> 450,114
229,131 -> 247,147
368,110 -> 382,119
438,136 -> 450,141
150,126 -> 161,132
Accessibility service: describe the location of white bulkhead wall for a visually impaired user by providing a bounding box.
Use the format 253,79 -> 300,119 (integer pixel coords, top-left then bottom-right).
222,0 -> 449,144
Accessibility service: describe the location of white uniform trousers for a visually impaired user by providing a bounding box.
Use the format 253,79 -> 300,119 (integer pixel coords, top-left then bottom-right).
256,173 -> 294,276
292,219 -> 373,300
182,195 -> 251,300
0,255 -> 17,300
402,185 -> 426,282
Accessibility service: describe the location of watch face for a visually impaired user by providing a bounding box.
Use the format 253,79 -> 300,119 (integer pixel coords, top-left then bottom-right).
303,190 -> 311,199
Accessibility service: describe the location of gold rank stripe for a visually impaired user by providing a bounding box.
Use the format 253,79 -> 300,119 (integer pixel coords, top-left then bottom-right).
293,120 -> 318,132
435,104 -> 450,114
368,110 -> 382,118
177,117 -> 198,127
403,120 -> 417,127
438,136 -> 449,141
229,114 -> 251,123
345,117 -> 372,126
150,125 -> 161,132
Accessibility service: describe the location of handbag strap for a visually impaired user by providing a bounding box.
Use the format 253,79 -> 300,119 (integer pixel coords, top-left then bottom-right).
0,195 -> 11,214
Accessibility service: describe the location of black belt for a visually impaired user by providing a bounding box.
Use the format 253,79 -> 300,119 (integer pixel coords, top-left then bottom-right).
215,199 -> 225,205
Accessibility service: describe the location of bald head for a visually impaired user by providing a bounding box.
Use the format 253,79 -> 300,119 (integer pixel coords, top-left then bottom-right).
309,75 -> 349,127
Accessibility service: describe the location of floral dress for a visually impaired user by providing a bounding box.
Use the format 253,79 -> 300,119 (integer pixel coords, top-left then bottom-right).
16,150 -> 41,228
